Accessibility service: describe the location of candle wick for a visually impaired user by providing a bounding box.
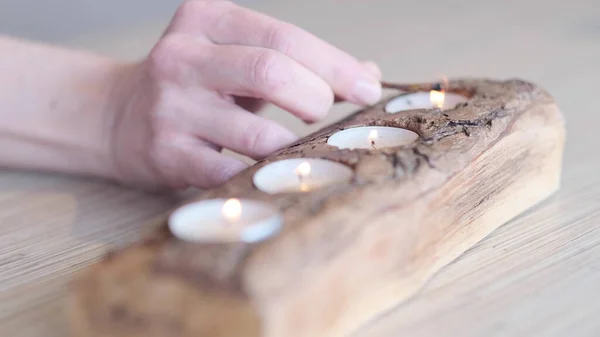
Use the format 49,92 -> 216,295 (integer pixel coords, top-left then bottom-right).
294,161 -> 312,192
368,130 -> 379,150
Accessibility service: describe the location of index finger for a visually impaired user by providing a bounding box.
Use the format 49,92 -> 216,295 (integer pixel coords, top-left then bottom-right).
167,0 -> 382,106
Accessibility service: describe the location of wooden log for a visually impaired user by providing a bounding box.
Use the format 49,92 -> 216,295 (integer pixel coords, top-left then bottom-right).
69,78 -> 566,337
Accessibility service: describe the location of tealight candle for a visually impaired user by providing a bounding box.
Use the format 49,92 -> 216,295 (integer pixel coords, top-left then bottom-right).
327,126 -> 419,150
168,198 -> 283,243
253,158 -> 353,194
385,90 -> 468,113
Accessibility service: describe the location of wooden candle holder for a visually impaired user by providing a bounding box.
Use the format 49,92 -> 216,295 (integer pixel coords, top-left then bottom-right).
69,78 -> 566,337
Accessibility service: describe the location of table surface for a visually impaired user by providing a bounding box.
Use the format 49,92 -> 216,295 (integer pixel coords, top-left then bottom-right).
2,1 -> 600,336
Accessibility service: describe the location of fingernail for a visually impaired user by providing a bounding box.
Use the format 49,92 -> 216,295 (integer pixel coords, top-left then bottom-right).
361,60 -> 382,80
352,78 -> 382,106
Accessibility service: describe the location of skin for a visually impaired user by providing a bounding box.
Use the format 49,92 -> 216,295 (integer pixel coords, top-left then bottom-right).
0,0 -> 382,190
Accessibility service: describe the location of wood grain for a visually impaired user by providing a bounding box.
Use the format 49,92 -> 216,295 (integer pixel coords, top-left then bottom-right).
69,79 -> 565,337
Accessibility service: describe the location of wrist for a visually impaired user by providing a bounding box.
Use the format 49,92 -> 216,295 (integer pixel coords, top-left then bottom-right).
103,61 -> 158,186
81,60 -> 135,180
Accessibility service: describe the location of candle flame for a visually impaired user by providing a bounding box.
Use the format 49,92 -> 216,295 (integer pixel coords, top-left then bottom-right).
368,129 -> 379,142
430,90 -> 445,109
295,161 -> 311,179
368,129 -> 378,149
222,198 -> 242,223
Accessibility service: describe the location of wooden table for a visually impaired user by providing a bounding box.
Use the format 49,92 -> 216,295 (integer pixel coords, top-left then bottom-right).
2,1 -> 600,336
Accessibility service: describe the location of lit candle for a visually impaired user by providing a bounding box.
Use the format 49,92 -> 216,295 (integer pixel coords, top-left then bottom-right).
385,90 -> 467,113
327,126 -> 419,150
294,161 -> 312,192
253,158 -> 353,194
168,198 -> 283,243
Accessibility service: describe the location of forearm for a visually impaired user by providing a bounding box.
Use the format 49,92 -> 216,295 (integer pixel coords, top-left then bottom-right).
0,35 -> 124,179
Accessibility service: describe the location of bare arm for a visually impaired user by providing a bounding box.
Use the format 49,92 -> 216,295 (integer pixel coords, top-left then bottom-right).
0,36 -> 120,178
0,1 -> 382,189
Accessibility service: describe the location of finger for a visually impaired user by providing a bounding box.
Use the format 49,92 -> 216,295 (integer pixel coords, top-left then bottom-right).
335,60 -> 382,103
200,103 -> 299,160
163,95 -> 298,160
187,146 -> 248,188
167,0 -> 382,106
149,36 -> 334,122
204,44 -> 335,122
154,133 -> 248,188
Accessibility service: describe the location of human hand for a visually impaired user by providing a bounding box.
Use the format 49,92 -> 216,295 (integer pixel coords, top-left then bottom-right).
110,0 -> 382,190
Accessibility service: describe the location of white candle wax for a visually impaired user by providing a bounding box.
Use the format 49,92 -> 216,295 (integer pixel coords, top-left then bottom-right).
168,198 -> 282,243
385,91 -> 468,113
253,158 -> 353,194
327,126 -> 418,150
